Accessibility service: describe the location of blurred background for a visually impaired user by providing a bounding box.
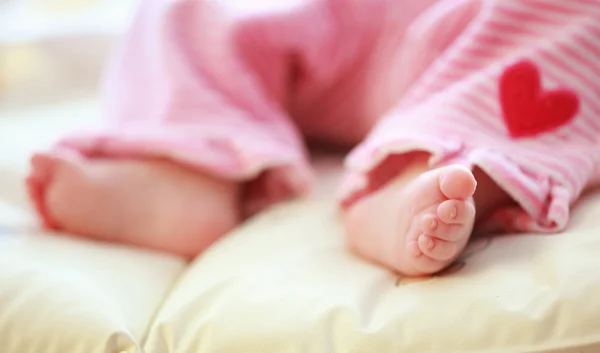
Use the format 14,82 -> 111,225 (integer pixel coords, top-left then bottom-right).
0,0 -> 136,110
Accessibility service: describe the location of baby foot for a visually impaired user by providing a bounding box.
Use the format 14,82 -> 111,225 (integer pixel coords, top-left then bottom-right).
26,151 -> 240,258
26,153 -> 61,229
345,164 -> 477,277
405,166 -> 476,275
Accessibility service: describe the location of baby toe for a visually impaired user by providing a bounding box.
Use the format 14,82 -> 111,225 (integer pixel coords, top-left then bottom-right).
438,165 -> 477,200
418,234 -> 459,261
421,214 -> 466,242
420,213 -> 454,239
407,240 -> 423,257
437,199 -> 475,225
30,153 -> 57,180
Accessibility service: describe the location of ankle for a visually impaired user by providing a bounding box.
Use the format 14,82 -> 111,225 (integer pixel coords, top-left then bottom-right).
385,152 -> 432,188
472,167 -> 514,222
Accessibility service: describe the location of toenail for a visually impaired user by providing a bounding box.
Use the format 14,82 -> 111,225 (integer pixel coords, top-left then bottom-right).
430,219 -> 438,230
450,206 -> 457,219
427,237 -> 435,250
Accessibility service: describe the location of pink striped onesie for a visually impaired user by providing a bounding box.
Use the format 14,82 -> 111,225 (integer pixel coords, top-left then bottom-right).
45,0 -> 600,233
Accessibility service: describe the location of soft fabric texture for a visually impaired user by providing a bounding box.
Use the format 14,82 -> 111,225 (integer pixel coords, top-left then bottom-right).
343,0 -> 600,233
31,0 -> 600,234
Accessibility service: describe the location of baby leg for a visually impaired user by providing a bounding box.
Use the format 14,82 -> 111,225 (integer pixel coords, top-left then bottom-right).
25,0 -> 313,258
341,0 -> 600,275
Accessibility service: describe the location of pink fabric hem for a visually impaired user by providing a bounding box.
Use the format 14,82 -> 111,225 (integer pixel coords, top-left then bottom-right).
52,126 -> 313,218
341,137 -> 570,233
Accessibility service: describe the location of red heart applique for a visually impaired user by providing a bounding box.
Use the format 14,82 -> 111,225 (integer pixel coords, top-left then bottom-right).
499,60 -> 579,138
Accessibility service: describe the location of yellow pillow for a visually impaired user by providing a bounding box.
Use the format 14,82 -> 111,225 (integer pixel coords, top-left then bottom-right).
0,223 -> 186,353
142,194 -> 600,353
